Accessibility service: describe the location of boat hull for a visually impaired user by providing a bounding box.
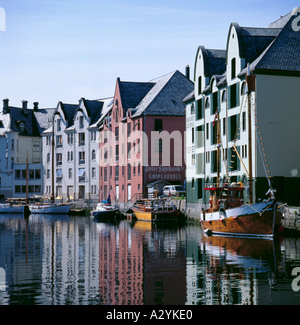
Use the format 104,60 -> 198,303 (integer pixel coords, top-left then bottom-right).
29,204 -> 71,214
200,201 -> 282,237
132,207 -> 181,222
92,209 -> 117,220
0,204 -> 29,214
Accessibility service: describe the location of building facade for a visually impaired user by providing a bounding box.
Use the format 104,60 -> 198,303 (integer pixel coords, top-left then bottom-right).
0,99 -> 53,201
99,70 -> 194,205
185,7 -> 300,210
42,97 -> 113,202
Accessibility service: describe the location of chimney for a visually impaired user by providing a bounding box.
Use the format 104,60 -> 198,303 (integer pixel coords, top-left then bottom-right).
22,100 -> 28,110
3,98 -> 9,113
185,65 -> 190,80
33,102 -> 39,111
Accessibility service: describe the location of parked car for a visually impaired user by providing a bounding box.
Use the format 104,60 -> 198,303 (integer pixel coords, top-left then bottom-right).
163,185 -> 186,197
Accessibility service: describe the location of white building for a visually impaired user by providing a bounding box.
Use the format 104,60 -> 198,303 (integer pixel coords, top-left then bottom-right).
42,97 -> 113,202
0,99 -> 54,201
185,8 -> 300,210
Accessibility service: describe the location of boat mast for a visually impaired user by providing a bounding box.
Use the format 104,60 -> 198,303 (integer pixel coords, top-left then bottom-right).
216,111 -> 220,187
51,114 -> 55,203
26,151 -> 28,204
246,64 -> 253,204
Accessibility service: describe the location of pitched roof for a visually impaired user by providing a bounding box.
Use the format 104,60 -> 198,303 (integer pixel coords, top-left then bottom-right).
59,102 -> 77,128
238,26 -> 281,64
5,106 -> 41,136
205,49 -> 227,77
118,80 -> 155,109
254,12 -> 300,73
34,108 -> 56,134
81,98 -> 105,125
132,70 -> 194,117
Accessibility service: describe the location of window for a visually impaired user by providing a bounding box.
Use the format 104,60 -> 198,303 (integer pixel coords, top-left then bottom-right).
79,116 -> 84,129
115,126 -> 119,142
205,97 -> 210,109
223,118 -> 226,136
35,169 -> 41,179
241,81 -> 247,95
47,153 -> 51,164
79,133 -> 85,146
92,167 -> 96,178
229,83 -> 239,108
154,119 -> 163,132
229,114 -> 240,141
231,58 -> 236,79
191,103 -> 195,115
46,135 -> 51,146
196,98 -> 203,120
198,76 -> 202,95
222,90 -> 227,102
242,112 -> 246,131
56,135 -> 62,148
115,166 -> 119,182
212,92 -> 218,115
79,151 -> 85,165
67,133 -> 74,145
68,168 -> 72,179
56,153 -> 62,166
92,149 -> 96,161
206,123 -> 209,140
57,119 -> 61,132
127,123 -> 131,137
47,169 -> 50,178
127,164 -> 131,180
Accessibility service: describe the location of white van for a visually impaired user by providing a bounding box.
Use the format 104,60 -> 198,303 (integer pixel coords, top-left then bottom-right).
163,185 -> 185,197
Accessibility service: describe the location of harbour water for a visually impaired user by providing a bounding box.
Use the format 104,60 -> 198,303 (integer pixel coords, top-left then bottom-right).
0,214 -> 300,306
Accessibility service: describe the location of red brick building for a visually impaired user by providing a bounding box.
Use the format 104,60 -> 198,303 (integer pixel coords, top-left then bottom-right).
99,70 -> 194,204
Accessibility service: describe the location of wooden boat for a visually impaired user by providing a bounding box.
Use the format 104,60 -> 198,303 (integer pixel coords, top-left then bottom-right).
200,74 -> 282,238
199,183 -> 282,237
132,198 -> 181,222
92,202 -> 118,220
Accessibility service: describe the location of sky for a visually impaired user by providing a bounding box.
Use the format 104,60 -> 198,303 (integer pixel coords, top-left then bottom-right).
0,0 -> 298,108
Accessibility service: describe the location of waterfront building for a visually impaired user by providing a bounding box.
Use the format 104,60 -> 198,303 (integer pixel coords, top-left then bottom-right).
99,70 -> 194,205
0,99 -> 54,201
42,97 -> 113,201
185,7 -> 300,211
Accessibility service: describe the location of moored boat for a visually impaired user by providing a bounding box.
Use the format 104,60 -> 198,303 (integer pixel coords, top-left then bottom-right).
199,183 -> 282,237
132,197 -> 181,222
29,203 -> 71,214
0,202 -> 29,215
92,202 -> 118,220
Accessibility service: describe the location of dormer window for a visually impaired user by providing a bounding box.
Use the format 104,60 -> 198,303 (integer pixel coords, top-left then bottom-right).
19,122 -> 25,132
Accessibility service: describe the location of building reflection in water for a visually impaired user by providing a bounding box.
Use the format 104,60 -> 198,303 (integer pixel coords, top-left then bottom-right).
0,215 -> 299,305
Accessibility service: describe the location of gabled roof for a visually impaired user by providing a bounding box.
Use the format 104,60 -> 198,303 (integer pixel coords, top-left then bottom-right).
132,70 -> 194,117
34,108 -> 56,134
81,98 -> 105,125
118,80 -> 155,110
58,102 -> 77,128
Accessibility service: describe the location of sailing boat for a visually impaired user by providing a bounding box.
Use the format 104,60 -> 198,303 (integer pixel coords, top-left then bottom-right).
29,115 -> 71,214
92,115 -> 119,221
200,68 -> 282,237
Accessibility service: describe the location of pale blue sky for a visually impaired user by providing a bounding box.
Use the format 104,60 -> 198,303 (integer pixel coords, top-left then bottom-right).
0,0 -> 298,107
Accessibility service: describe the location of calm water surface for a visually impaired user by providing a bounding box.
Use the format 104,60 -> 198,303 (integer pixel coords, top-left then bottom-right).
0,214 -> 300,305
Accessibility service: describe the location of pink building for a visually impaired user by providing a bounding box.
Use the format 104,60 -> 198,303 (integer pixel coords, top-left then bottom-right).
99,70 -> 194,204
